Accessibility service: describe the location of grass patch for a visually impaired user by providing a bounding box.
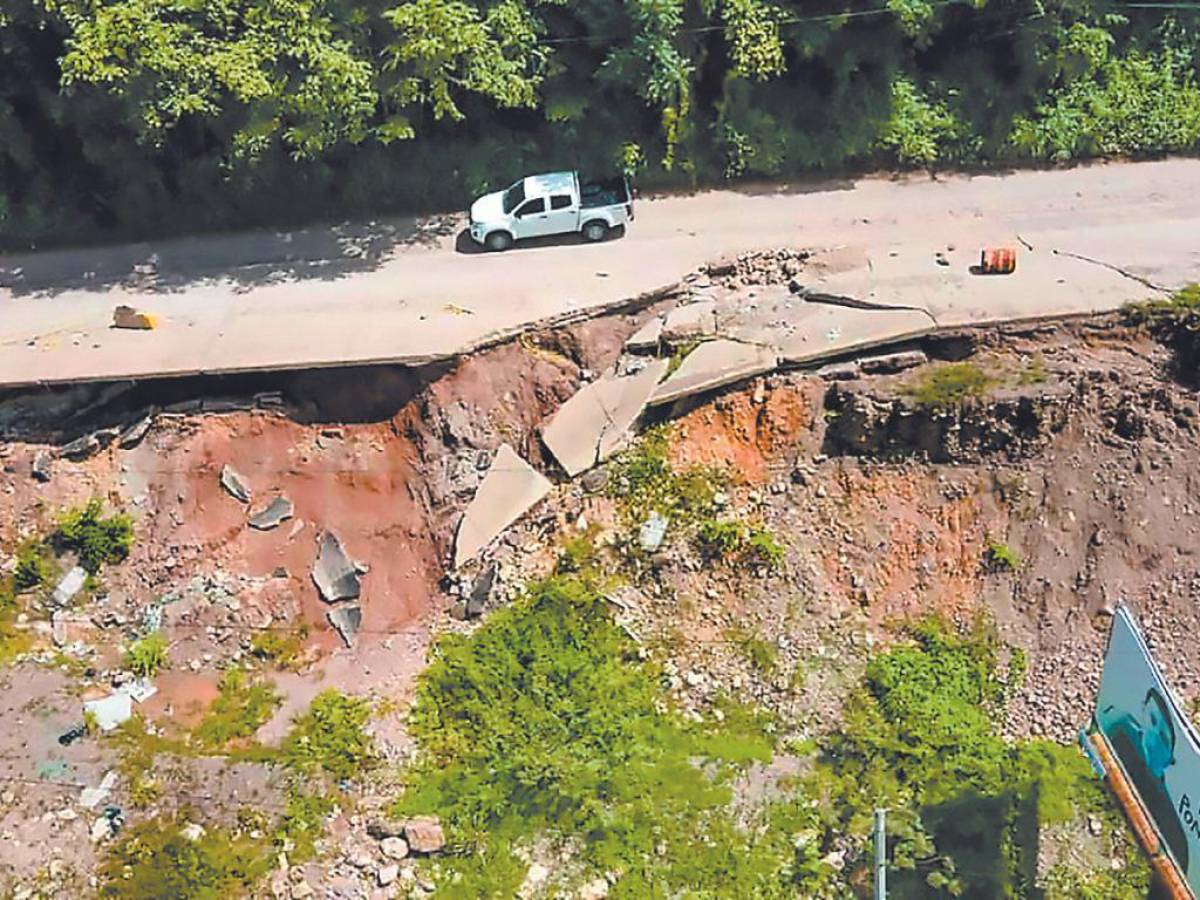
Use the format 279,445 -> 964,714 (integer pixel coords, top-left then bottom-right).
608,426 -> 725,525
0,576 -> 33,665
1017,354 -> 1047,386
282,690 -> 375,781
906,362 -> 994,410
396,575 -> 788,897
249,627 -> 309,671
665,338 -> 703,376
97,813 -> 270,900
1123,282 -> 1200,330
696,518 -> 785,568
13,538 -> 56,591
196,668 -> 282,748
126,632 -> 169,678
53,498 -> 133,574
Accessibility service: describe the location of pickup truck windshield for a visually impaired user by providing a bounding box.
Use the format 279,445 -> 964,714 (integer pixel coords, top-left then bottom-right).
502,181 -> 526,215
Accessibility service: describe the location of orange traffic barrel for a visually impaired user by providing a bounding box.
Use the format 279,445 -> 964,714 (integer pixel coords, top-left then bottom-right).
979,247 -> 1017,274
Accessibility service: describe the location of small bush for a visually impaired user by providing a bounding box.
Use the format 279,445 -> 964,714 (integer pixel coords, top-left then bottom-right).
13,539 -> 55,591
985,541 -> 1020,572
907,362 -> 994,410
276,790 -> 335,861
282,690 -> 375,781
54,499 -> 133,574
126,632 -> 169,678
249,627 -> 309,670
609,427 -> 724,527
1123,283 -> 1200,330
196,668 -> 282,747
98,814 -> 270,900
726,626 -> 778,674
696,519 -> 785,569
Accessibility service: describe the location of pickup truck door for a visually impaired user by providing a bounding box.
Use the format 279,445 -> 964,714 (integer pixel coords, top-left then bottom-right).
512,197 -> 553,239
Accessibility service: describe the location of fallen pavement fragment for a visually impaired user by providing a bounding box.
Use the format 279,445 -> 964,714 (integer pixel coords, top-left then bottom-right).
117,414 -> 153,449
219,464 -> 252,503
859,349 -> 928,374
112,305 -> 157,330
312,532 -> 362,603
327,606 -> 362,648
649,340 -> 779,406
117,678 -> 158,704
60,433 -> 100,461
541,359 -> 668,477
661,300 -> 719,342
249,495 -> 294,531
84,692 -> 133,732
53,566 -> 88,606
624,315 -> 664,351
453,444 -> 551,569
80,771 -> 119,810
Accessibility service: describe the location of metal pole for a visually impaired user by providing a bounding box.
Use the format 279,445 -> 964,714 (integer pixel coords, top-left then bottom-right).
874,808 -> 887,900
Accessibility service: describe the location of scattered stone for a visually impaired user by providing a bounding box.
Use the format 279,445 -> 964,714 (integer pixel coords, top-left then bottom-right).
639,512 -> 668,552
117,415 -> 153,449
60,433 -> 100,461
377,865 -> 399,887
580,468 -> 610,493
859,349 -> 927,374
291,881 -> 313,899
327,605 -> 362,648
219,464 -> 252,503
91,816 -> 115,843
453,445 -> 552,569
179,822 -> 206,842
650,340 -> 779,406
579,877 -> 610,900
466,564 -> 497,619
249,496 -> 294,531
53,566 -> 88,607
313,532 -> 362,603
31,450 -> 52,482
112,305 -> 157,330
816,361 -> 860,381
367,819 -> 406,840
380,837 -> 409,861
403,816 -> 446,854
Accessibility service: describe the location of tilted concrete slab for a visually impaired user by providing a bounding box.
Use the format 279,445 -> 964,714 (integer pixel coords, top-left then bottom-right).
662,300 -> 720,342
625,315 -> 664,351
770,302 -> 935,366
454,444 -> 552,569
649,340 -> 778,406
312,531 -> 361,603
541,359 -> 670,476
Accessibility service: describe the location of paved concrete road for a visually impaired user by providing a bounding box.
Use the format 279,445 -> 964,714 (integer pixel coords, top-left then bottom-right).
2,158 -> 1199,388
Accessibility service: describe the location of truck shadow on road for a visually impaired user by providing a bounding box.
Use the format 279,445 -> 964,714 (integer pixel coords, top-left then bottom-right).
453,227 -> 624,255
0,214 -> 462,298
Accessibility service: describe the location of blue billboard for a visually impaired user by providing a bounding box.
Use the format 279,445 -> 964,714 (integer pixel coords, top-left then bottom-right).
1096,604 -> 1200,892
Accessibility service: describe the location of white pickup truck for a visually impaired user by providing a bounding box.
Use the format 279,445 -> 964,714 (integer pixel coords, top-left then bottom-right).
468,171 -> 633,251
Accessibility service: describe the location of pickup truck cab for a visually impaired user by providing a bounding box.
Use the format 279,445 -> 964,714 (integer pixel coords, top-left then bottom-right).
468,171 -> 633,251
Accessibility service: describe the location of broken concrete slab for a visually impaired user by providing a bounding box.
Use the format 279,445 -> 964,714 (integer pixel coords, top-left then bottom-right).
639,512 -> 668,552
60,433 -> 100,461
661,300 -> 719,342
53,566 -> 88,607
818,361 -> 861,381
860,349 -> 927,374
219,464 -> 251,504
249,496 -> 294,531
649,340 -> 779,406
466,564 -> 497,618
541,359 -> 669,477
118,414 -> 153,449
312,532 -> 361,603
112,305 -> 157,330
453,444 -> 552,569
327,605 -> 362,648
625,315 -> 664,351
84,692 -> 133,732
80,771 -> 118,810
773,303 -> 935,367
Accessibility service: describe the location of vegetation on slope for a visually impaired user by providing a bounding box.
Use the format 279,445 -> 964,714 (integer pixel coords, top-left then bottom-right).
2,1 -> 1199,246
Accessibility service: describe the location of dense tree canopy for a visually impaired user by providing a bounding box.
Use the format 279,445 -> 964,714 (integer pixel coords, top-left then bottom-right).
1,0 -> 1198,246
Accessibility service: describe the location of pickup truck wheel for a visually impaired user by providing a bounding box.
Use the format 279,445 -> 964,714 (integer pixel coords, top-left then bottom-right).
485,231 -> 513,252
582,220 -> 609,242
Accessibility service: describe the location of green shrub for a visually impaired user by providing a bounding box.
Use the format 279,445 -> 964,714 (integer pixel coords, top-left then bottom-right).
282,690 -> 374,781
725,625 -> 778,674
54,499 -> 133,574
249,627 -> 309,670
98,814 -> 270,900
13,539 -> 55,591
126,632 -> 169,678
906,363 -> 993,410
196,668 -> 282,747
608,427 -> 724,527
985,541 -> 1020,572
696,519 -> 785,569
397,576 -> 787,896
275,789 -> 335,861
1123,283 -> 1200,330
